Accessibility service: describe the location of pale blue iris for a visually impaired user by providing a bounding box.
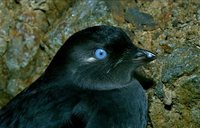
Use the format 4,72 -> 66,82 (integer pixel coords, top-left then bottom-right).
95,48 -> 107,60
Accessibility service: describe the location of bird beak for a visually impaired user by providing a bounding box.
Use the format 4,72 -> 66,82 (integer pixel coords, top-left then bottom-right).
133,49 -> 156,62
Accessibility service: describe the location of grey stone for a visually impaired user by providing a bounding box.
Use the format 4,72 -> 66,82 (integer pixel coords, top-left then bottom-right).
125,8 -> 157,30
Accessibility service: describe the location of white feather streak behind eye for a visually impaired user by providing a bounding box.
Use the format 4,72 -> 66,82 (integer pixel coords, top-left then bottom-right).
85,57 -> 97,63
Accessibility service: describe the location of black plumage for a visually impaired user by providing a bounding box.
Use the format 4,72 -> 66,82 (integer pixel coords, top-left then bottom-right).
0,25 -> 155,128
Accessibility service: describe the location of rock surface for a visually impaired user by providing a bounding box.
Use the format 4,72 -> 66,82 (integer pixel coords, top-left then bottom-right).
0,0 -> 199,127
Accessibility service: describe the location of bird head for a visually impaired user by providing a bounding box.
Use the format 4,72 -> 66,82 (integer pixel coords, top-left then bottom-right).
45,25 -> 156,90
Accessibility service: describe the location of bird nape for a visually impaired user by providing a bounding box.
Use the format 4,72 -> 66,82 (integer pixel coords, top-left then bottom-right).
0,25 -> 156,128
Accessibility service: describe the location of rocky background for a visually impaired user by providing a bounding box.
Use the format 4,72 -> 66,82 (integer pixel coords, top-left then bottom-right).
0,0 -> 199,127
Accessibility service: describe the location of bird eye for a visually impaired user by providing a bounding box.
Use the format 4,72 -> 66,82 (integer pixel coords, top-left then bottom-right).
95,48 -> 107,60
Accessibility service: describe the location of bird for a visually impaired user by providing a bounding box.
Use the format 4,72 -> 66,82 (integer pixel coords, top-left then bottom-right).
0,25 -> 156,128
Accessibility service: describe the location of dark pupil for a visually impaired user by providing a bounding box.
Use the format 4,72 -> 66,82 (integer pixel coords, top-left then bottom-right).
99,52 -> 103,55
